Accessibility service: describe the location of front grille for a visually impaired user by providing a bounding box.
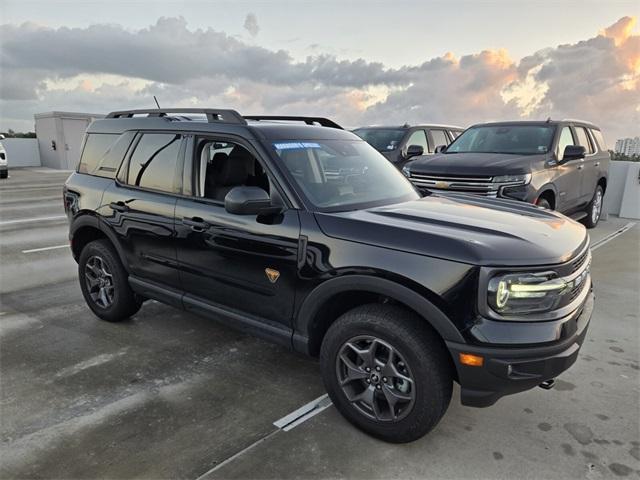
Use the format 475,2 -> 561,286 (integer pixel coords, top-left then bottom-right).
559,248 -> 592,308
408,173 -> 498,197
570,248 -> 589,273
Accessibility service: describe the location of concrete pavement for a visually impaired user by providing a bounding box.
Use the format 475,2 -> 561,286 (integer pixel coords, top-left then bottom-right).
1,168 -> 638,479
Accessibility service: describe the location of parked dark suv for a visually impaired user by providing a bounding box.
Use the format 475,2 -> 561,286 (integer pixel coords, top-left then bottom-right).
403,120 -> 610,228
64,109 -> 593,443
353,124 -> 464,169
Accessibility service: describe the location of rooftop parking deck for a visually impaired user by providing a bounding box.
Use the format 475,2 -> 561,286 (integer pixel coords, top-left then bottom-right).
1,168 -> 638,479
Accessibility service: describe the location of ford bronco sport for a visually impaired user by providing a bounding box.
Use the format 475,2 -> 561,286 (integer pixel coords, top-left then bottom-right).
403,120 -> 610,228
64,109 -> 594,443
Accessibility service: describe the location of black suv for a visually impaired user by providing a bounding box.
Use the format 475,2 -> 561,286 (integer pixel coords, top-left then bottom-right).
403,120 -> 610,228
353,124 -> 464,169
64,109 -> 593,443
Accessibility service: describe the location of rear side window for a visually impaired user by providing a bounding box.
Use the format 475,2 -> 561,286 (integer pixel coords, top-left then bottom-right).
126,133 -> 182,193
590,129 -> 607,151
430,129 -> 450,149
575,127 -> 594,154
78,133 -> 121,177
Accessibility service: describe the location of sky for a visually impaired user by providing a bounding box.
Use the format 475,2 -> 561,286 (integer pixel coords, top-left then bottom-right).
1,0 -> 639,141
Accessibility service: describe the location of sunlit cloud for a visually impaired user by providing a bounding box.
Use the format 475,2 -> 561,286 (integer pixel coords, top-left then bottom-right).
0,16 -> 638,139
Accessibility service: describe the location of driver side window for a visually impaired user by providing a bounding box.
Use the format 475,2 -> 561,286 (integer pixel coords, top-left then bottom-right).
195,138 -> 270,202
557,127 -> 575,161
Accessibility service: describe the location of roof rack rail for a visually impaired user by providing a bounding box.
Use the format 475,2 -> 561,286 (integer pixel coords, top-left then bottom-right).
106,109 -> 247,125
244,116 -> 343,130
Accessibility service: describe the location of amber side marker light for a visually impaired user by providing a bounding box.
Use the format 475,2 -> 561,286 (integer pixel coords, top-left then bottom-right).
459,353 -> 484,367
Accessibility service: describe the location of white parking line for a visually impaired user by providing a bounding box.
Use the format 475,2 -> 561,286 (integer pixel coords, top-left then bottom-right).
0,215 -> 66,226
22,244 -> 69,254
273,393 -> 332,431
592,222 -> 636,251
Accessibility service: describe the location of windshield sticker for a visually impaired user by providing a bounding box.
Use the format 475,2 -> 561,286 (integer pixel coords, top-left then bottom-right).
273,142 -> 322,150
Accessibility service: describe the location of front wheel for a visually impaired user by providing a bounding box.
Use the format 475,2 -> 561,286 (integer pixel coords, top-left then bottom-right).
582,185 -> 604,229
320,304 -> 452,443
78,239 -> 141,322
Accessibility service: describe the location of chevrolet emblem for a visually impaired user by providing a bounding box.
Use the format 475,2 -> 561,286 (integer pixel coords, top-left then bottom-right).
265,268 -> 280,284
435,181 -> 450,189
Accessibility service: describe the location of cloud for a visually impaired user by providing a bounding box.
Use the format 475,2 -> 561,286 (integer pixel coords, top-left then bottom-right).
243,13 -> 260,37
0,16 -> 638,140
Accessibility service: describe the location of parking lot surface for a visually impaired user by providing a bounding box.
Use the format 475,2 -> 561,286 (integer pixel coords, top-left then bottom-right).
1,168 -> 639,479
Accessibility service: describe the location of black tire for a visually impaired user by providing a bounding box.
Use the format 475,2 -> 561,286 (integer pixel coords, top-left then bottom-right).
78,239 -> 141,322
320,304 -> 453,443
0,171 -> 7,179
536,197 -> 552,210
581,185 -> 604,229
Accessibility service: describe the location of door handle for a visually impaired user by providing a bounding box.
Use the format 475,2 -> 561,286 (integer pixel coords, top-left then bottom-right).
182,216 -> 209,231
577,165 -> 584,170
109,201 -> 130,212
594,162 -> 600,167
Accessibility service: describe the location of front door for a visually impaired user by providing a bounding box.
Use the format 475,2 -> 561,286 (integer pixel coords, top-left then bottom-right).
174,135 -> 300,328
552,126 -> 584,212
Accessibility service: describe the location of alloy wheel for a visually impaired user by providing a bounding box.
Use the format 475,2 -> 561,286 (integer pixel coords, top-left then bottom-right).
336,335 -> 416,422
592,189 -> 602,224
84,255 -> 115,308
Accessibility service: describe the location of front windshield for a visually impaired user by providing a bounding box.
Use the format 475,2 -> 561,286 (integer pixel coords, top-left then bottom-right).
273,140 -> 419,211
353,128 -> 405,152
446,125 -> 555,155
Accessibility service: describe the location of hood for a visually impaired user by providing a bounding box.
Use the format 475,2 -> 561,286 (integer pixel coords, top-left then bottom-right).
407,152 -> 545,176
315,194 -> 588,267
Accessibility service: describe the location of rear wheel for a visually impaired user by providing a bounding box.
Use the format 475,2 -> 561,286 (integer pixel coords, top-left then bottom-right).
78,239 -> 141,322
582,185 -> 603,229
320,304 -> 452,443
0,170 -> 7,179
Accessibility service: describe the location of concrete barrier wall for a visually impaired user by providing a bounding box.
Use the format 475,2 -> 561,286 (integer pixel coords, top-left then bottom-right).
604,161 -> 639,219
1,138 -> 41,167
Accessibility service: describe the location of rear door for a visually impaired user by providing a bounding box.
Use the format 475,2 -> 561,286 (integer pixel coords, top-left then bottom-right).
100,131 -> 185,291
174,134 -> 300,328
573,125 -> 599,204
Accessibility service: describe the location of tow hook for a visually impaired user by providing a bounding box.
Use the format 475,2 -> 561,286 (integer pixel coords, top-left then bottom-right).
539,379 -> 556,390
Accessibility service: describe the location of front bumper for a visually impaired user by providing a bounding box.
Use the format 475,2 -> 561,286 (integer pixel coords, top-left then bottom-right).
446,289 -> 594,407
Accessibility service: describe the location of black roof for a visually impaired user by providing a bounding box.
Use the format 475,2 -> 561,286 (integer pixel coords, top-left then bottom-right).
90,109 -> 358,141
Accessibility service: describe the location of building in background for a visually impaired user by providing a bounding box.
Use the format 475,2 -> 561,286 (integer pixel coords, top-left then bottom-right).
614,137 -> 640,156
34,112 -> 104,169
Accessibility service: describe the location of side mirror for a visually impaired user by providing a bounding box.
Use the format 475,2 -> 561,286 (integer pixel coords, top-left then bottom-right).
561,145 -> 586,162
224,186 -> 272,215
405,144 -> 424,158
434,145 -> 448,154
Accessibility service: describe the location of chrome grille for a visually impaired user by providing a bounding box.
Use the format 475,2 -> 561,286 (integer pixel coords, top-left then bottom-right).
407,173 -> 498,197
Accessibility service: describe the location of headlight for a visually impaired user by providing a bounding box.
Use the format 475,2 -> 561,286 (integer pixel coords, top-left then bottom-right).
402,165 -> 410,177
492,173 -> 531,185
488,271 -> 568,314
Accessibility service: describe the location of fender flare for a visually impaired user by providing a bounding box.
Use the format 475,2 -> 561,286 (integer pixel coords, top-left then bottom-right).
535,183 -> 558,206
294,274 -> 465,347
69,213 -> 129,272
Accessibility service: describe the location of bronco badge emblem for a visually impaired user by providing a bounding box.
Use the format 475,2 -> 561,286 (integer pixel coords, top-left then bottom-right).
265,268 -> 280,284
435,181 -> 450,189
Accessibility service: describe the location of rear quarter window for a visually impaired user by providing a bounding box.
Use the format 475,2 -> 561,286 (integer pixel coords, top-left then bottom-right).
590,129 -> 607,152
78,132 -> 134,178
